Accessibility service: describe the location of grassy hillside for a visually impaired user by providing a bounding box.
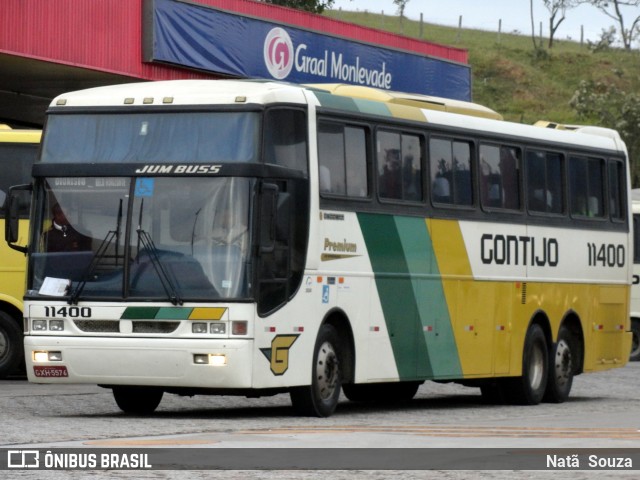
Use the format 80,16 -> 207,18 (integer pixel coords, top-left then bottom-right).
324,9 -> 640,126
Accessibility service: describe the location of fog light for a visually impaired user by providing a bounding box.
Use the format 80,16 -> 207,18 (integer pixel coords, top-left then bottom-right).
232,321 -> 248,336
193,354 -> 209,364
32,320 -> 47,331
49,320 -> 64,331
48,351 -> 63,361
192,322 -> 207,334
209,354 -> 227,366
210,323 -> 226,334
33,351 -> 49,362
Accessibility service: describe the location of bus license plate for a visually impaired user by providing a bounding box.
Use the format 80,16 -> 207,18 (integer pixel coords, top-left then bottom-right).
33,366 -> 68,378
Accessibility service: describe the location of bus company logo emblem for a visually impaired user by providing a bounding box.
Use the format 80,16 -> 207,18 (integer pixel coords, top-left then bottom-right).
264,27 -> 294,80
260,334 -> 299,375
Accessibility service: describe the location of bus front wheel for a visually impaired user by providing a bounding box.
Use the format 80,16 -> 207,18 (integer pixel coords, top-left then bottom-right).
290,324 -> 342,417
504,323 -> 548,405
631,319 -> 640,362
112,386 -> 163,415
0,311 -> 22,379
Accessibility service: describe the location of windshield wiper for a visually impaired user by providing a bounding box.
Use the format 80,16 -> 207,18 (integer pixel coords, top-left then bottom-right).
68,199 -> 123,305
135,199 -> 183,306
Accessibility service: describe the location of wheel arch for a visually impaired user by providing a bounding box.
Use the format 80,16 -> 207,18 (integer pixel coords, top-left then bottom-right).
0,299 -> 23,327
321,307 -> 355,384
528,309 -> 552,351
559,309 -> 585,374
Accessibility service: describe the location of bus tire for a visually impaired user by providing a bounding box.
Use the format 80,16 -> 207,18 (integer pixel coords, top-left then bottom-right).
112,386 -> 163,415
504,323 -> 548,405
0,311 -> 23,379
290,324 -> 341,417
631,319 -> 640,362
543,325 -> 575,403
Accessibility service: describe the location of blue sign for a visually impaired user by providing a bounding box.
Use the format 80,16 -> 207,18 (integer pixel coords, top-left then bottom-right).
146,0 -> 471,100
134,178 -> 155,197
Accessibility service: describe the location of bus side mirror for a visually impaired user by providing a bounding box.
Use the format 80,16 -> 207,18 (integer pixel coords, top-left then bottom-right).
4,184 -> 31,254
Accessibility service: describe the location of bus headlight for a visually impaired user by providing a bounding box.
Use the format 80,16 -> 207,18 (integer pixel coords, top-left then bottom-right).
32,320 -> 47,331
49,320 -> 64,331
210,323 -> 226,334
192,322 -> 208,334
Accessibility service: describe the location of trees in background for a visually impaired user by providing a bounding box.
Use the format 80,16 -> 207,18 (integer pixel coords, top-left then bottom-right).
262,0 -> 335,14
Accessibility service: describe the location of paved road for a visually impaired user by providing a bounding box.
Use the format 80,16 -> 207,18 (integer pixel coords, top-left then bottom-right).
1,362 -> 638,478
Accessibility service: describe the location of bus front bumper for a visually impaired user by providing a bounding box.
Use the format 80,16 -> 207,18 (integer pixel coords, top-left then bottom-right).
24,336 -> 254,389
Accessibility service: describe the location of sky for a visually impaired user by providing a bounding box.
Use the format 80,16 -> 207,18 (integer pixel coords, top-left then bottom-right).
330,0 -> 629,44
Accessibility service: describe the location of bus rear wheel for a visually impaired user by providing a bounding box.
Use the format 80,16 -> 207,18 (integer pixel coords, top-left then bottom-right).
543,325 -> 575,403
112,386 -> 163,415
290,324 -> 342,417
0,311 -> 22,379
504,323 -> 548,405
631,319 -> 640,362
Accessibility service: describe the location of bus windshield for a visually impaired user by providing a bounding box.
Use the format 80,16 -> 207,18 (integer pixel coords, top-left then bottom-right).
40,112 -> 260,163
30,176 -> 253,302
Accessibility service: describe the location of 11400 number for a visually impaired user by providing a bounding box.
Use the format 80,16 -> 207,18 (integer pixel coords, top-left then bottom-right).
44,306 -> 92,318
587,243 -> 625,267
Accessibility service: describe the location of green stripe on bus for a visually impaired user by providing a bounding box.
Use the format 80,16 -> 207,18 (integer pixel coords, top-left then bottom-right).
314,91 -> 361,113
357,213 -> 432,380
394,216 -> 462,379
120,307 -> 160,319
358,213 -> 463,380
156,307 -> 192,320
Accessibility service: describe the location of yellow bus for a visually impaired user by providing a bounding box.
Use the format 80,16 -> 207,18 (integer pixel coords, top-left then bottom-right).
6,80 -> 632,415
0,125 -> 41,378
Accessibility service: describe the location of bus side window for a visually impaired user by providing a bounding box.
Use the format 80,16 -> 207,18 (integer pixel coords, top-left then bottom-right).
526,149 -> 564,215
609,160 -> 626,221
318,121 -> 368,198
264,109 -> 308,173
429,137 -> 472,206
479,144 -> 521,211
569,155 -> 604,218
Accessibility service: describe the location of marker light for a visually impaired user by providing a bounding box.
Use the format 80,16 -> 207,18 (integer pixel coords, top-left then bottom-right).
232,321 -> 248,336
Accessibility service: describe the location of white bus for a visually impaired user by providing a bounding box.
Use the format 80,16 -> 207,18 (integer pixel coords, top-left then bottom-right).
6,80 -> 632,416
630,189 -> 640,361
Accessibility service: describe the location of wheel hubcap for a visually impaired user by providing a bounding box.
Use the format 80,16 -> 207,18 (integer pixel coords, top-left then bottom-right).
0,331 -> 7,360
529,342 -> 545,390
554,340 -> 572,388
315,341 -> 339,400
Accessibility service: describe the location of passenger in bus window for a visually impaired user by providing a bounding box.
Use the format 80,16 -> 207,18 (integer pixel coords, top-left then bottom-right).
44,203 -> 92,252
379,148 -> 402,199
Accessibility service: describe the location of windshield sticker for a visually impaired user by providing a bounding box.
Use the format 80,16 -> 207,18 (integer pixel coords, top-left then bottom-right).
134,178 -> 155,197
